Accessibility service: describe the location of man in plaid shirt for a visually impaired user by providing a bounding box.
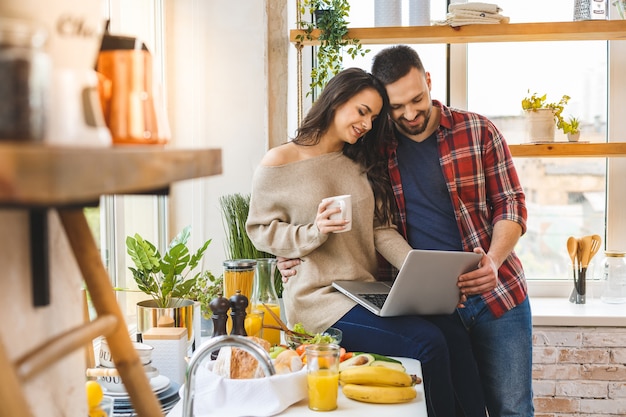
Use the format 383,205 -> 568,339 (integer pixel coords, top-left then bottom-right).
372,45 -> 532,417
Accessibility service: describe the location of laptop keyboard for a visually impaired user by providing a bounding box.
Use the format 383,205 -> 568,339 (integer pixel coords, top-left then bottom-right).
361,293 -> 388,308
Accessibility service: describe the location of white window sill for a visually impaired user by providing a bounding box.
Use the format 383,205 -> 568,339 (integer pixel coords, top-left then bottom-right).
530,297 -> 626,327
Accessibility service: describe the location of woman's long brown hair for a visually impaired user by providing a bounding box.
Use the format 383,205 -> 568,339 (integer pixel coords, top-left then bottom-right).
292,68 -> 395,225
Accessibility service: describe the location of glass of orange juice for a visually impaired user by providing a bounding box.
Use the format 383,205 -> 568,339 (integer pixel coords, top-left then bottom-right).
305,344 -> 341,411
244,309 -> 264,338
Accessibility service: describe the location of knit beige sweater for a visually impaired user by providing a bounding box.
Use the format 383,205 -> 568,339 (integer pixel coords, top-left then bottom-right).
246,151 -> 412,333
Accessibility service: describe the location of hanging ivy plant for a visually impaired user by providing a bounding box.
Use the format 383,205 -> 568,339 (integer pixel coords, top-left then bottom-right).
296,0 -> 370,96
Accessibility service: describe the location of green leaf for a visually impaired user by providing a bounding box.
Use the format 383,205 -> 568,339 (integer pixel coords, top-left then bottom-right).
123,227 -> 214,308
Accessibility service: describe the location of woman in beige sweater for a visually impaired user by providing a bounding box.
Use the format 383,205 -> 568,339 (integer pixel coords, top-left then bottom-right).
246,68 -> 459,416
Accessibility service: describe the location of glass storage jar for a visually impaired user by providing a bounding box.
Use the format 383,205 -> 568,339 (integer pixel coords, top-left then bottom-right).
223,259 -> 256,334
600,251 -> 626,304
223,259 -> 256,312
0,18 -> 49,142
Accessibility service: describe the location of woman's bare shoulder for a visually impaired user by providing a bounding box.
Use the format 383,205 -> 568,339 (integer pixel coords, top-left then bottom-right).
261,142 -> 300,166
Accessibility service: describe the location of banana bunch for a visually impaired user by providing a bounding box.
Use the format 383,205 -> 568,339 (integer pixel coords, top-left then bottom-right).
339,366 -> 418,404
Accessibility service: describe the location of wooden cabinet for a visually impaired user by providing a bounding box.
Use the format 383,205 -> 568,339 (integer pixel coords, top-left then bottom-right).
290,20 -> 626,158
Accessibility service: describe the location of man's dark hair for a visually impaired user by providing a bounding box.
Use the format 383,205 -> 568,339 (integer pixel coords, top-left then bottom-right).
371,45 -> 426,85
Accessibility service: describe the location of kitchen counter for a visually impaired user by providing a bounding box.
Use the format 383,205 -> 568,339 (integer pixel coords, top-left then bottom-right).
167,357 -> 427,417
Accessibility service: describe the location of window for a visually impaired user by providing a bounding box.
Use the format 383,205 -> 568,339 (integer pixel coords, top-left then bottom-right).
327,1 -> 626,297
464,0 -> 609,285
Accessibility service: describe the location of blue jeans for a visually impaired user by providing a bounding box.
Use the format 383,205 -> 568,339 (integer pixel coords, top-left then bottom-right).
443,295 -> 534,417
334,305 -> 459,417
424,313 -> 487,417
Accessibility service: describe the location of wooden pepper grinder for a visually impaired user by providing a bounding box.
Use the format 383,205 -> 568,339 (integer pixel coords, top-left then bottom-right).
209,293 -> 230,359
229,290 -> 248,336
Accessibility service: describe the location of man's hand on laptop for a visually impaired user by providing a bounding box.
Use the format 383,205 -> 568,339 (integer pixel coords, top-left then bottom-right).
277,257 -> 301,283
457,247 -> 498,297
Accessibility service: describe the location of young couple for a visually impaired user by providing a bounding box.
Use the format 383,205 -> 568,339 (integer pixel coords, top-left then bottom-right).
246,45 -> 533,417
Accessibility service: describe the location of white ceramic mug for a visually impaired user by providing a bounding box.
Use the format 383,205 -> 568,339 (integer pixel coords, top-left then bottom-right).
322,194 -> 352,233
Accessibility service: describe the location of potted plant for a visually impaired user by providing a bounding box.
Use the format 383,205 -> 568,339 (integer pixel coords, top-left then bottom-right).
561,116 -> 581,142
126,225 -> 212,346
219,193 -> 283,292
296,0 -> 370,96
521,91 -> 570,142
188,270 -> 223,336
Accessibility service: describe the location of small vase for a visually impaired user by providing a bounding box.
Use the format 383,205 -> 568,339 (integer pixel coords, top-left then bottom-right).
525,109 -> 556,142
567,132 -> 581,142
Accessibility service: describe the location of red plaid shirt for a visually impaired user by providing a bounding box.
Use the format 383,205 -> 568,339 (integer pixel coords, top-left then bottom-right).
382,100 -> 528,318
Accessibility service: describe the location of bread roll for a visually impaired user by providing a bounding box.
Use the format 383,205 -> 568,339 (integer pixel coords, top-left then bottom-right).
213,336 -> 271,379
273,349 -> 303,374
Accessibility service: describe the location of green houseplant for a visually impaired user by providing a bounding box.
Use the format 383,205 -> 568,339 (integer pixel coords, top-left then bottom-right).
126,225 -> 212,308
188,270 -> 223,319
126,225 -> 213,346
296,0 -> 370,95
521,91 -> 570,131
561,116 -> 580,135
219,193 -> 282,296
562,116 -> 581,142
521,91 -> 571,141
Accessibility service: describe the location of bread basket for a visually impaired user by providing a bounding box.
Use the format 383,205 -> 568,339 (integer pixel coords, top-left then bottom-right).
180,335 -> 307,417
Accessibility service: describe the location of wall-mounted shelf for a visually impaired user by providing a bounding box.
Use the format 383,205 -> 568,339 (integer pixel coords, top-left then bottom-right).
509,142 -> 626,158
290,20 -> 626,46
0,144 -> 222,207
291,19 -> 626,157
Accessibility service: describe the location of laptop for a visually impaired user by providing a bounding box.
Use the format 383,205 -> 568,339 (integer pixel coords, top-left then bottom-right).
332,249 -> 482,316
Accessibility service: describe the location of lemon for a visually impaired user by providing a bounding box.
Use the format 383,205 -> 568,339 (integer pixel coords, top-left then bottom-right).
85,380 -> 104,410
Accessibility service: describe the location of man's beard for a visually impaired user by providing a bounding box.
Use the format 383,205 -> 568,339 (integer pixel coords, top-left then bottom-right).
395,106 -> 432,136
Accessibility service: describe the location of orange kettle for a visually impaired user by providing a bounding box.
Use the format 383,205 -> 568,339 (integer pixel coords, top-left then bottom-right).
96,33 -> 167,145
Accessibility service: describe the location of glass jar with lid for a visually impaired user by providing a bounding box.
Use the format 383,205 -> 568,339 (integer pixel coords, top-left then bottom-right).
222,259 -> 256,312
0,18 -> 49,142
223,259 -> 256,334
600,251 -> 626,304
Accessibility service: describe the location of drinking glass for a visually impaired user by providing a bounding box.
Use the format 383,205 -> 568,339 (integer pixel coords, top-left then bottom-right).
305,344 -> 341,411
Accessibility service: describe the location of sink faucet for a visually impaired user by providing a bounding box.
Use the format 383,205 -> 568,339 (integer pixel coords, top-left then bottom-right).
182,335 -> 276,417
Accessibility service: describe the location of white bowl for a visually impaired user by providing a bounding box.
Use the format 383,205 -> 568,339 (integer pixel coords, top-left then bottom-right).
99,339 -> 154,368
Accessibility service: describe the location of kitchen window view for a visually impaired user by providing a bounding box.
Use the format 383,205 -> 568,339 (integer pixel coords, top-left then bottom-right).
338,0 -> 616,290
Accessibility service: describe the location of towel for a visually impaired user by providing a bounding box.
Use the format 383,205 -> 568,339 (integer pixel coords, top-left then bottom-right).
177,361 -> 308,417
449,2 -> 502,14
434,2 -> 509,27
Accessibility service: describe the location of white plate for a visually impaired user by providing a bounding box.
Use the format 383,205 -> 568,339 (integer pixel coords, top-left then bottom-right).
103,374 -> 170,397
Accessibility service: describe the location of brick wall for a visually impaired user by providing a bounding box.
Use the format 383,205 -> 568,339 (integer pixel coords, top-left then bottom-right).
533,326 -> 626,416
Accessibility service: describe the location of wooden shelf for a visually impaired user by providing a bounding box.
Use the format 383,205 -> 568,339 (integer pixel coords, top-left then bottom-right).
509,142 -> 626,158
290,20 -> 626,45
0,144 -> 222,207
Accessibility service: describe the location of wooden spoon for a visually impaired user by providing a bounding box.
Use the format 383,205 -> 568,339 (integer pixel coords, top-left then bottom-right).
579,235 -> 593,269
566,236 -> 578,282
589,234 -> 602,264
261,302 -> 309,338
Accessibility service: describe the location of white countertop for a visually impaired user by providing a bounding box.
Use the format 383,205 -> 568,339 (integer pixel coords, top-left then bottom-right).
167,357 -> 427,417
530,297 -> 626,327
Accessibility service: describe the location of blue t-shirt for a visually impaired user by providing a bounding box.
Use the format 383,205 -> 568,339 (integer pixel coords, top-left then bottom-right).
396,131 -> 463,251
